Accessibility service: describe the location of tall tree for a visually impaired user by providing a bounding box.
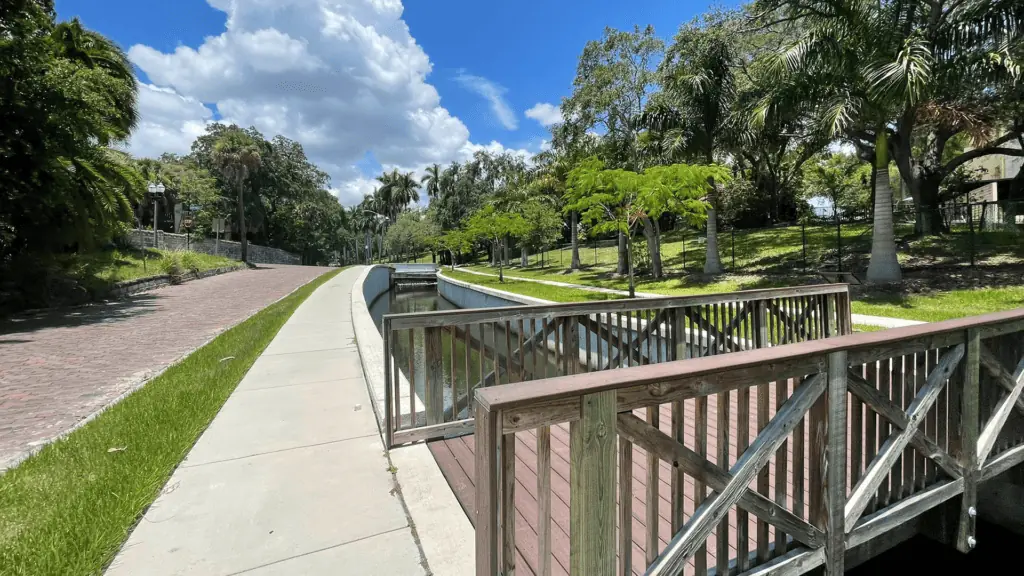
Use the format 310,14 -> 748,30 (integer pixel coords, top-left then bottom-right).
562,25 -> 666,276
212,129 -> 262,262
421,163 -> 442,202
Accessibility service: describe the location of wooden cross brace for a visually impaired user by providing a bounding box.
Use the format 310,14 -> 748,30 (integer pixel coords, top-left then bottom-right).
843,344 -> 965,533
977,344 -> 1024,465
644,373 -> 827,575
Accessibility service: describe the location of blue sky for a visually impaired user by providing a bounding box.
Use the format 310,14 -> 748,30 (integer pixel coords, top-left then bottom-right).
54,0 -> 727,203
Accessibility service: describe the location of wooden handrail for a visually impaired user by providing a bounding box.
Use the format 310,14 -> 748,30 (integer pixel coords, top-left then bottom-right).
386,283 -> 850,329
476,307 -> 1024,415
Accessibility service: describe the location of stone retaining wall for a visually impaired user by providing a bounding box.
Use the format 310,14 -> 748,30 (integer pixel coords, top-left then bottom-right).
126,230 -> 300,265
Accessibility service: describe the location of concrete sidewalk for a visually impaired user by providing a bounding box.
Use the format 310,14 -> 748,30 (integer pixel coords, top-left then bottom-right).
106,267 -> 426,576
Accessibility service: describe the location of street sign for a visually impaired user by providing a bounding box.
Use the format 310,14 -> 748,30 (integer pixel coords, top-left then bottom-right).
213,218 -> 226,233
183,219 -> 194,229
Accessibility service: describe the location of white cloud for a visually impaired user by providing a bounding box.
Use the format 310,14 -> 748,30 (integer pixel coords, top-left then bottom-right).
126,0 -> 517,205
455,72 -> 518,131
126,84 -> 214,158
524,102 -> 561,127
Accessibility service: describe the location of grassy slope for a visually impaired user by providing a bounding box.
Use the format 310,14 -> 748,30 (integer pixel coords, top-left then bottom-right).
0,267 -> 342,576
60,248 -> 238,292
852,287 -> 1024,322
444,269 -> 622,302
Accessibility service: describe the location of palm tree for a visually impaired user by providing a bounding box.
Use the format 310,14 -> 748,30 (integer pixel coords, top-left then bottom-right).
212,130 -> 262,262
421,163 -> 442,203
754,0 -> 906,282
650,18 -> 737,275
51,18 -> 138,140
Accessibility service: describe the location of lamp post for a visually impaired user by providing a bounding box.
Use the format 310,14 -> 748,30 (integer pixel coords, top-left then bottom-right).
147,182 -> 165,249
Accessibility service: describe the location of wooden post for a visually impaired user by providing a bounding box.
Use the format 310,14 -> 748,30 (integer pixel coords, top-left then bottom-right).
476,403 -> 499,576
570,390 -> 617,576
425,327 -> 444,425
824,350 -> 848,574
956,328 -> 980,553
538,426 -> 552,576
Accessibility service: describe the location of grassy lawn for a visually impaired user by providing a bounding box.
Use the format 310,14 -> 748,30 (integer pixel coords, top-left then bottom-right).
0,267 -> 342,576
444,269 -> 622,302
852,287 -> 1024,323
60,248 -> 238,292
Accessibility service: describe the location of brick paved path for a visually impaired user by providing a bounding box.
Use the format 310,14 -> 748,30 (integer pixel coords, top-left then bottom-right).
0,265 -> 329,471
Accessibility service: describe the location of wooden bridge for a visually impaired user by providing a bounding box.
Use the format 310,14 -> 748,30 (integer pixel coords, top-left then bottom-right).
380,284 -> 1024,575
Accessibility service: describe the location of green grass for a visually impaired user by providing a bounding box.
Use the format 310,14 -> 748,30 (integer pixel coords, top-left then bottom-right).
463,264 -> 798,299
852,287 -> 1024,323
853,323 -> 887,332
444,269 -> 623,302
60,248 -> 238,292
0,267 -> 343,576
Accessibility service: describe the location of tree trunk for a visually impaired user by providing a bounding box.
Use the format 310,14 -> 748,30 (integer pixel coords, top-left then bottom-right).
497,240 -> 504,282
237,182 -> 248,263
703,178 -> 724,274
915,179 -> 945,236
617,232 -> 628,274
626,229 -> 636,298
640,216 -> 663,279
521,244 -> 529,268
570,211 -> 581,270
866,131 -> 903,283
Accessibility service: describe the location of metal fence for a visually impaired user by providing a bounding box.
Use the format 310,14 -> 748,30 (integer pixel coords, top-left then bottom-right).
519,200 -> 1024,275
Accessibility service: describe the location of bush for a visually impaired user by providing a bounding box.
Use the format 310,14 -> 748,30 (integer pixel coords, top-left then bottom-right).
631,238 -> 652,274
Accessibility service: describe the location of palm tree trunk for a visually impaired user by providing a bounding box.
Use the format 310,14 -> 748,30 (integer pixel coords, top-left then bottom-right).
237,181 -> 248,263
866,131 -> 902,283
570,211 -> 581,270
703,179 -> 723,274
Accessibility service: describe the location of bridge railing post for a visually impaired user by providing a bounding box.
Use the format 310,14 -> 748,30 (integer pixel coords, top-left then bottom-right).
956,327 -> 980,552
815,350 -> 847,575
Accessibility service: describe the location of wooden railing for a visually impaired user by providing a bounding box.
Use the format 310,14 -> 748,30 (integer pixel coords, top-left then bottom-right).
382,284 -> 852,447
473,308 -> 1024,576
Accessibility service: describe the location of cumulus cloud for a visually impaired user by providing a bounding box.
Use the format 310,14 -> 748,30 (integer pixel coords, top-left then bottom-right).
525,102 -> 562,127
125,0 -> 524,205
455,72 -> 518,131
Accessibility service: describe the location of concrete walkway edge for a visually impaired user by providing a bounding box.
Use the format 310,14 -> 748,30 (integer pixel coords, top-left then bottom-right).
352,265 -> 475,576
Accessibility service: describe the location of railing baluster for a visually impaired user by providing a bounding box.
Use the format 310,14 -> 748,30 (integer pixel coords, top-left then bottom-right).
408,329 -> 415,427
425,327 -> 443,425
584,315 -> 593,373
449,326 -> 457,421
478,324 -> 485,392
717,387 -> 731,574
754,301 -> 770,563
553,317 -> 562,376
646,403 -> 661,565
865,360 -> 878,512
505,321 -> 513,385
695,385 -> 709,572
619,435 -> 633,576
794,375 -> 807,522
517,319 -> 525,383
463,324 -> 470,406
492,323 -> 500,387
775,377 -> 790,555
538,425 -> 552,576
618,312 -> 626,368
501,432 -> 516,575
736,343 -> 751,572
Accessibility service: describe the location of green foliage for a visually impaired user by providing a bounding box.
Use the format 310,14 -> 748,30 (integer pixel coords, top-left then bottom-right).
514,199 -> 563,252
799,153 -> 872,220
0,4 -> 142,260
384,211 -> 438,259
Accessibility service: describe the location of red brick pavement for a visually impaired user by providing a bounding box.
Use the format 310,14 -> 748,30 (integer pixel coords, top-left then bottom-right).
0,265 -> 329,470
